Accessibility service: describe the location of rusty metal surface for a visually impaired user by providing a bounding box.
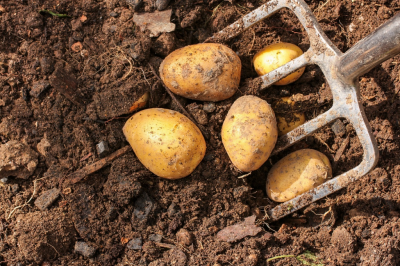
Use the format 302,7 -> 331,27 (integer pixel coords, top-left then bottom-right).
210,0 -> 400,221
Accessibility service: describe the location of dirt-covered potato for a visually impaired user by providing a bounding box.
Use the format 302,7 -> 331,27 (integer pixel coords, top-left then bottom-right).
160,43 -> 241,101
276,97 -> 306,135
253,42 -> 305,85
266,149 -> 332,202
221,95 -> 278,172
123,108 -> 206,179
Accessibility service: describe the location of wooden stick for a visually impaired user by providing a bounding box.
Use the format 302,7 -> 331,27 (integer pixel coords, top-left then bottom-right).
65,145 -> 131,185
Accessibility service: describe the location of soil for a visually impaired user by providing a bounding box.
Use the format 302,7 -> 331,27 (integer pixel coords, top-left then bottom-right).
0,0 -> 400,265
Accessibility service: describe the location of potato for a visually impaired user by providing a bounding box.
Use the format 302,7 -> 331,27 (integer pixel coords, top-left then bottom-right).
160,43 -> 241,101
253,42 -> 305,85
221,95 -> 278,172
276,97 -> 306,136
266,149 -> 332,202
123,108 -> 206,179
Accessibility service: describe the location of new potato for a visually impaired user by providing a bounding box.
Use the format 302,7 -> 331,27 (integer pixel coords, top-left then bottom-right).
123,108 -> 206,179
160,43 -> 241,101
253,42 -> 305,85
221,95 -> 278,172
266,149 -> 332,202
276,97 -> 306,136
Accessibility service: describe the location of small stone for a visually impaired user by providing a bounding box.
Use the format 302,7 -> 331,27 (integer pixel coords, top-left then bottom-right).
133,192 -> 155,221
34,188 -> 60,210
167,202 -> 179,218
203,102 -> 216,113
74,241 -> 96,258
40,57 -> 54,75
110,11 -> 118,17
96,141 -> 110,157
176,229 -> 193,246
217,216 -> 262,243
133,9 -> 175,37
331,120 -> 346,137
11,184 -> 19,193
30,80 -> 50,98
0,177 -> 8,183
127,0 -> 143,11
156,0 -> 170,11
127,237 -> 142,250
149,234 -> 162,242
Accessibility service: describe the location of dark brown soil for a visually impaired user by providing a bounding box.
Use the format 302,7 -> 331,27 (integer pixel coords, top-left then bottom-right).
1,0 -> 400,265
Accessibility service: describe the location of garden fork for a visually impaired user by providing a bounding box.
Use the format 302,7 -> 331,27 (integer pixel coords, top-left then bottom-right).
208,0 -> 400,221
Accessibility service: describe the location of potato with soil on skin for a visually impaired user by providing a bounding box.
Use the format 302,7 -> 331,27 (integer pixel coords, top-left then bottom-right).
275,97 -> 306,136
123,108 -> 206,179
253,42 -> 305,85
266,149 -> 332,202
160,43 -> 241,101
221,95 -> 278,172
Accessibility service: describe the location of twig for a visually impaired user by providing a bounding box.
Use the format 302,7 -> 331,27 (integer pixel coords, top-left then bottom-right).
7,177 -> 46,219
334,135 -> 350,162
154,242 -> 176,249
237,172 -> 252,179
267,254 -> 295,262
148,64 -> 210,139
63,145 -> 131,186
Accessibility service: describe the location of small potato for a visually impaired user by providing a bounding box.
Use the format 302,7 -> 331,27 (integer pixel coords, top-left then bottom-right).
253,42 -> 305,85
276,97 -> 306,136
160,43 -> 241,101
266,149 -> 332,202
221,95 -> 278,172
123,108 -> 206,179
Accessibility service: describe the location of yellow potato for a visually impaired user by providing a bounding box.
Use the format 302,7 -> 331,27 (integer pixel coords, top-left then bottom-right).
221,95 -> 278,172
276,97 -> 306,136
266,149 -> 332,202
160,43 -> 241,101
253,42 -> 305,85
123,108 -> 206,179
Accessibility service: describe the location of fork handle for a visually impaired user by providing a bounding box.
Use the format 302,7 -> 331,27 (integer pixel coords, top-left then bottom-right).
337,12 -> 400,82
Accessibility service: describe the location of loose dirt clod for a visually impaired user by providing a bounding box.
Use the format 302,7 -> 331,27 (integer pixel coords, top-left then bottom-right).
0,141 -> 38,179
216,215 -> 262,243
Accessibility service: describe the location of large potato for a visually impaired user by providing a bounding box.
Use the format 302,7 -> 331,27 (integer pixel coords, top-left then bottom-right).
266,149 -> 332,202
253,42 -> 305,85
123,108 -> 206,179
221,95 -> 278,172
160,43 -> 241,101
276,97 -> 306,136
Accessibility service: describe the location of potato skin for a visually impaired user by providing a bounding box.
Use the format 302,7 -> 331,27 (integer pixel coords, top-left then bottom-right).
253,42 -> 305,85
266,149 -> 332,202
221,95 -> 278,172
160,43 -> 241,101
276,97 -> 306,136
123,108 -> 206,179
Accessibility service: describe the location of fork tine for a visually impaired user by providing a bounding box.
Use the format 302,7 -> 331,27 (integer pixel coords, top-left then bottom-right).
272,107 -> 339,155
258,52 -> 310,90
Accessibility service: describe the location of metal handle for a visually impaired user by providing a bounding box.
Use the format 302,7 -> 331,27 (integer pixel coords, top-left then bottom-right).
337,13 -> 400,82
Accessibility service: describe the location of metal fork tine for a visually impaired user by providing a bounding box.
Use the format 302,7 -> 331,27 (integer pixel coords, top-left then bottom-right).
257,52 -> 310,90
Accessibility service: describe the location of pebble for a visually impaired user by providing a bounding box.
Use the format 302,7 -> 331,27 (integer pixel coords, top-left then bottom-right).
149,234 -> 162,242
74,241 -> 96,258
133,192 -> 155,221
0,177 -> 8,183
331,119 -> 346,137
203,153 -> 215,161
30,80 -> 50,98
126,0 -> 142,10
110,11 -> 118,17
127,237 -> 143,250
203,102 -> 216,113
156,0 -> 170,11
96,141 -> 110,157
34,188 -> 60,211
167,202 -> 179,218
